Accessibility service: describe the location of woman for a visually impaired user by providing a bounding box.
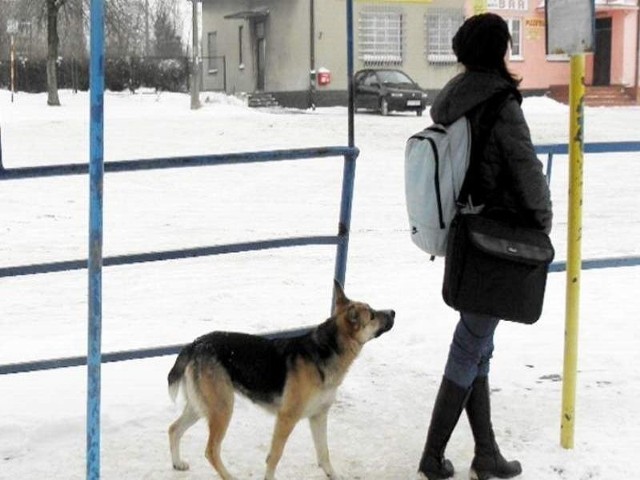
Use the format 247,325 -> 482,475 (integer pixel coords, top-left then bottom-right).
417,13 -> 552,480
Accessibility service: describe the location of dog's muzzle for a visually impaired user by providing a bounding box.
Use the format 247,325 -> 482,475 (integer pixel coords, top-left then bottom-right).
375,310 -> 395,337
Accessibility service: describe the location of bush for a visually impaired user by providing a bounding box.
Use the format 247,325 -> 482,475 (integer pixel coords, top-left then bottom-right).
106,57 -> 131,91
131,56 -> 189,92
1,56 -> 190,93
16,57 -> 47,92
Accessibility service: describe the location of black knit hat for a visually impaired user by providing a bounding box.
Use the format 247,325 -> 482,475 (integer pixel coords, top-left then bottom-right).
452,13 -> 512,69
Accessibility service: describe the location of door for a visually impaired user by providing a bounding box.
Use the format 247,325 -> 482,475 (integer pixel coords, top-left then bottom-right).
255,20 -> 266,91
593,18 -> 612,86
358,72 -> 382,110
354,71 -> 372,109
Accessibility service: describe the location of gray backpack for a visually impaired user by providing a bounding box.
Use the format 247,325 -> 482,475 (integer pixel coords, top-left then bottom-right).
405,91 -> 512,258
404,116 -> 471,257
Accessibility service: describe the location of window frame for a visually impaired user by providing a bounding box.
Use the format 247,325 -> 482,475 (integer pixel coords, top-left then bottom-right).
207,31 -> 218,74
506,17 -> 524,61
238,25 -> 244,68
424,9 -> 464,65
358,8 -> 405,66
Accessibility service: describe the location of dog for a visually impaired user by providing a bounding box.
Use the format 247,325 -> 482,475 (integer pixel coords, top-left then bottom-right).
167,280 -> 395,480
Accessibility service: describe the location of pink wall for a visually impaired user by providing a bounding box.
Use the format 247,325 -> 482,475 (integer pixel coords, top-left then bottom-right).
609,9 -> 639,86
508,10 -> 570,90
479,3 -> 638,90
482,3 -> 572,90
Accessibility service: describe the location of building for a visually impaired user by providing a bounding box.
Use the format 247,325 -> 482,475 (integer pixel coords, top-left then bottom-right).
201,0 -> 466,107
482,0 -> 639,104
200,0 -> 639,107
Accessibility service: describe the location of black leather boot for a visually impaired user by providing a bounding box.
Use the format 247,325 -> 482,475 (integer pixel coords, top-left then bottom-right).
466,376 -> 522,480
418,377 -> 470,479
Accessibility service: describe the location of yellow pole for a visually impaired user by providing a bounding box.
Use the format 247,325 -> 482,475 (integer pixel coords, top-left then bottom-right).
561,53 -> 585,449
473,0 -> 488,14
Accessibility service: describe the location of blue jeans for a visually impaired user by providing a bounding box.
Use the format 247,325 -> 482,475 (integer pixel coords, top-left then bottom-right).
444,311 -> 500,389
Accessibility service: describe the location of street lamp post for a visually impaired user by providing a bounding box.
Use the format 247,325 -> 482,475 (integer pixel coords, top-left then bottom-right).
6,20 -> 19,103
190,0 -> 201,110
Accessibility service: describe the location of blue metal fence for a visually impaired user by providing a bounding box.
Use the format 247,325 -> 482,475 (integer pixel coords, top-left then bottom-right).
536,141 -> 640,185
1,141 -> 639,380
0,1 -> 359,479
0,147 -> 358,279
0,144 -> 361,364
537,141 -> 640,272
0,146 -> 356,179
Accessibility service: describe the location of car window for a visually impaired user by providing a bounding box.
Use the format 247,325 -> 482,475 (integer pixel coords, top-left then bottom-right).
377,70 -> 414,86
354,72 -> 366,85
362,73 -> 378,87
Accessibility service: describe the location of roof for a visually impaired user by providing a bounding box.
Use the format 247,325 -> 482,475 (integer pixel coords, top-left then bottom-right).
224,9 -> 270,20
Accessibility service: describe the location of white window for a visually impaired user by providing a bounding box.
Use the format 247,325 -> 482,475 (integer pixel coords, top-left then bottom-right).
358,8 -> 404,65
425,9 -> 464,64
506,18 -> 523,60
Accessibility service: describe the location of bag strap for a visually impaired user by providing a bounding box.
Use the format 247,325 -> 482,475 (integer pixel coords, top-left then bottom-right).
457,89 -> 515,208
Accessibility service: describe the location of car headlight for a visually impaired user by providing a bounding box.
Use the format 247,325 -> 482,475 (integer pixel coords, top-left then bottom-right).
390,93 -> 403,98
422,93 -> 428,98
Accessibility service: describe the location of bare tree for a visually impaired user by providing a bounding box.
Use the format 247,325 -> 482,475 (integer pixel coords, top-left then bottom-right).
5,0 -> 186,100
18,0 -> 78,105
45,0 -> 145,103
153,0 -> 183,57
41,0 -> 142,104
105,0 -> 146,56
0,2 -> 11,58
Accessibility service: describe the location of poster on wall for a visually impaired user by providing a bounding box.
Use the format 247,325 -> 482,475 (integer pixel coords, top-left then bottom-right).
545,0 -> 594,54
525,18 -> 545,41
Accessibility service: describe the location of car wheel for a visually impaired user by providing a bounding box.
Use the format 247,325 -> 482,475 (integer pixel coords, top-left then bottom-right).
380,98 -> 389,116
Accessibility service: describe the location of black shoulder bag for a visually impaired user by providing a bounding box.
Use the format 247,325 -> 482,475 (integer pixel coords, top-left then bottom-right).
442,93 -> 555,324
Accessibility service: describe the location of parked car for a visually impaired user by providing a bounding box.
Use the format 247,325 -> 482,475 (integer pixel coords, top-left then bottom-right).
354,68 -> 428,116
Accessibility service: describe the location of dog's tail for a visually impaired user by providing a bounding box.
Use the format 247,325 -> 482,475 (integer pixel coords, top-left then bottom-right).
168,343 -> 194,403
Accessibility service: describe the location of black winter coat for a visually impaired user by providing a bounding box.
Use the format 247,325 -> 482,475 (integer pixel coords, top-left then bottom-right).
430,70 -> 553,233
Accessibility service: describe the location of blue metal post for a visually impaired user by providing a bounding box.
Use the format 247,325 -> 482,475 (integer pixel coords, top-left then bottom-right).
332,0 -> 357,308
546,153 -> 554,184
333,149 -> 359,293
346,0 -> 355,148
87,0 -> 105,479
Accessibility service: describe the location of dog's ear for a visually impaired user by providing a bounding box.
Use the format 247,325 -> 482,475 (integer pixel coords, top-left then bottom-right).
333,279 -> 349,313
346,308 -> 360,327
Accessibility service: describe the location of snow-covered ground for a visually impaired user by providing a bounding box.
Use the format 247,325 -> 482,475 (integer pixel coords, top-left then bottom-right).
0,89 -> 639,480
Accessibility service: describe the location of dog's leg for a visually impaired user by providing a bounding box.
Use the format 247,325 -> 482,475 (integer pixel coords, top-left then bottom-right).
205,415 -> 235,480
264,411 -> 301,480
169,403 -> 200,471
203,378 -> 236,480
309,410 -> 338,479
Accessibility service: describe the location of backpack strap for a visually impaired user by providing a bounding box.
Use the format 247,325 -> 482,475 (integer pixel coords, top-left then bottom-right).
457,89 -> 516,208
